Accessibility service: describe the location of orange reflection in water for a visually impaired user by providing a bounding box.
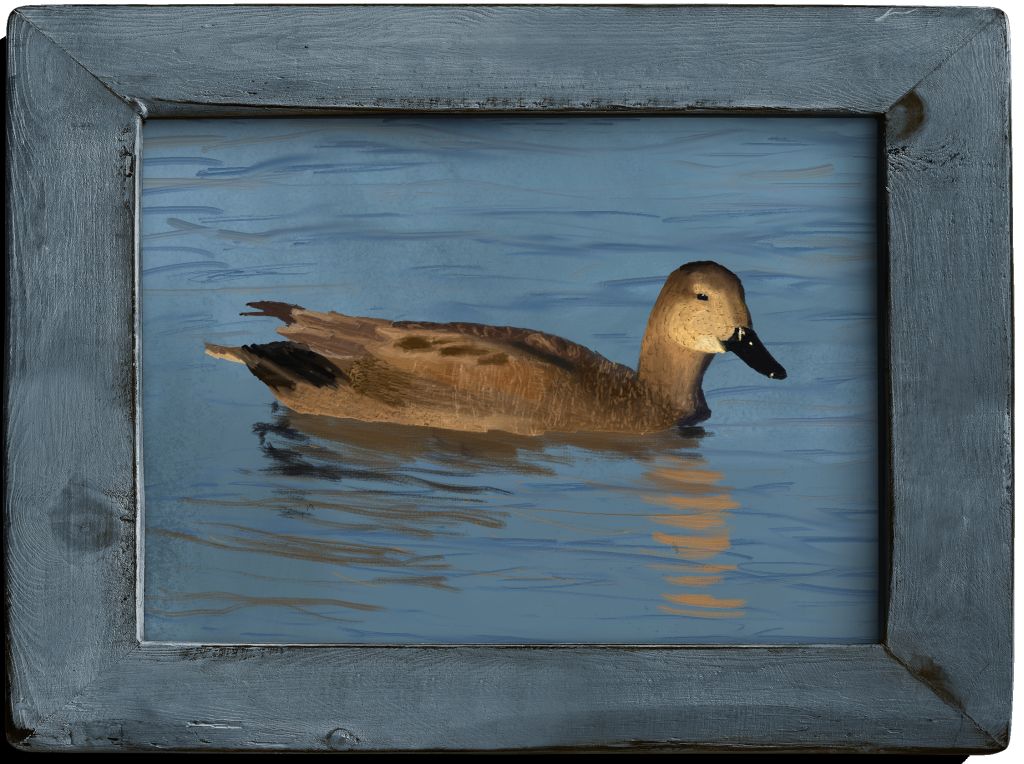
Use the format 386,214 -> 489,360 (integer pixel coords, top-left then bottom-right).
644,460 -> 745,619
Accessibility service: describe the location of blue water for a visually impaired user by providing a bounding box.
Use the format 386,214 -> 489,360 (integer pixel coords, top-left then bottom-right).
141,117 -> 879,643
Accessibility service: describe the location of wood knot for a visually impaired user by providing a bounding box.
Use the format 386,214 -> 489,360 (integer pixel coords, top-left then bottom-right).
888,90 -> 925,141
48,479 -> 118,556
324,727 -> 360,750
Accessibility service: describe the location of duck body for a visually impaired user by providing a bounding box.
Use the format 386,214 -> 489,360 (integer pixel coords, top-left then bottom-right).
205,262 -> 785,436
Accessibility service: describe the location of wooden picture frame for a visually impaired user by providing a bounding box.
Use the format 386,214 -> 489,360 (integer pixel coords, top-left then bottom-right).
5,4 -> 1012,752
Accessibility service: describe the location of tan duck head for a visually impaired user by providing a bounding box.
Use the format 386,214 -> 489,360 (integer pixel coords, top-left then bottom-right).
205,261 -> 785,436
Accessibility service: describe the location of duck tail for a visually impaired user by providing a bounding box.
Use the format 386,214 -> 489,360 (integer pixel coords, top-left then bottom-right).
205,340 -> 344,392
204,343 -> 246,364
241,300 -> 302,325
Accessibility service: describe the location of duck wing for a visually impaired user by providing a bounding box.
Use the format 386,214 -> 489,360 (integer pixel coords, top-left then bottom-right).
242,301 -> 652,432
247,300 -> 635,380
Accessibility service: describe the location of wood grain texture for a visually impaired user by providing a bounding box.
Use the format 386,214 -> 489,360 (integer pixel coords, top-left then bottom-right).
5,11 -> 138,739
15,645 -> 999,752
884,15 -> 1013,746
4,4 -> 1012,753
14,5 -> 999,116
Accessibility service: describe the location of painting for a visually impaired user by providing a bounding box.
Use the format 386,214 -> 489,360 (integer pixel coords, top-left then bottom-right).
141,116 -> 878,644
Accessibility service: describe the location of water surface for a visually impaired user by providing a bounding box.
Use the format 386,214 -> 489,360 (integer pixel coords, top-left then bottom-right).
141,117 -> 879,643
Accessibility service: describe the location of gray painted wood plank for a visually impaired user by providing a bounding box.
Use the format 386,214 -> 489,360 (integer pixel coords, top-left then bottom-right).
20,645 -> 996,751
17,5 -> 999,115
885,15 -> 1013,746
5,12 -> 139,738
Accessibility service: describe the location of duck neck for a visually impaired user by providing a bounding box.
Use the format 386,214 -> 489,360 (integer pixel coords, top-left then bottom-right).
637,334 -> 714,422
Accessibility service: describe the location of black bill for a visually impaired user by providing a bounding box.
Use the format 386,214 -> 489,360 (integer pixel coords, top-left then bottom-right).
723,327 -> 787,380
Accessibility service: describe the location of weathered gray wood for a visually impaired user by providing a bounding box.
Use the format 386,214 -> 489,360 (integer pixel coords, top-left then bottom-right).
15,645 -> 998,752
885,15 -> 1013,746
4,4 -> 1012,753
15,5 -> 998,116
5,11 -> 139,739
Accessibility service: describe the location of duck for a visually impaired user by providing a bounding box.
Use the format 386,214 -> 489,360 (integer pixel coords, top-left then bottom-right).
204,261 -> 786,436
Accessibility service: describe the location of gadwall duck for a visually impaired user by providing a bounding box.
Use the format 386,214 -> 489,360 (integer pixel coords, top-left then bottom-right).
205,261 -> 786,435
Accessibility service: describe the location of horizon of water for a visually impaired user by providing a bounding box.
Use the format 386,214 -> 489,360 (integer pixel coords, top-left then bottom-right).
141,116 -> 879,644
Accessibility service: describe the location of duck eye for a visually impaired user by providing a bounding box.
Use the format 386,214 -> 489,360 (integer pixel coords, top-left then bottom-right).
696,293 -> 709,301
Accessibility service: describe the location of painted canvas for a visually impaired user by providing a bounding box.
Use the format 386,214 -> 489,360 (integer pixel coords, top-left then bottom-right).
141,117 -> 878,644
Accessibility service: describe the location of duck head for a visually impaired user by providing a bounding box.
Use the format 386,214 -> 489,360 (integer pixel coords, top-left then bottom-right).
659,261 -> 786,379
638,261 -> 786,421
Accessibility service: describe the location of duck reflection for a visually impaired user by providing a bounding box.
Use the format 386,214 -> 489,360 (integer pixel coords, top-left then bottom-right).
173,404 -> 742,626
641,459 -> 745,619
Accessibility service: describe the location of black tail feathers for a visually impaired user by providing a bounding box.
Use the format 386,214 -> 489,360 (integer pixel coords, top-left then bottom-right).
242,341 -> 345,391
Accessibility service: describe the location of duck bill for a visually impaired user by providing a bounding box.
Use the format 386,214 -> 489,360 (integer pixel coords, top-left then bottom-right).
723,327 -> 787,380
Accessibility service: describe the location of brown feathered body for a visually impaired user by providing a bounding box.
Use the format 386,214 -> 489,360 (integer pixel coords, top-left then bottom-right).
204,262 -> 782,436
206,302 -> 690,436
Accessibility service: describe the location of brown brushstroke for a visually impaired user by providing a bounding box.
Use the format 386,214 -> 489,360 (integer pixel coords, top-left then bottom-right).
394,336 -> 433,350
658,605 -> 744,619
663,592 -> 745,609
438,344 -> 490,357
242,300 -> 301,324
651,513 -> 726,530
646,493 -> 740,511
664,574 -> 725,587
477,352 -> 509,366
